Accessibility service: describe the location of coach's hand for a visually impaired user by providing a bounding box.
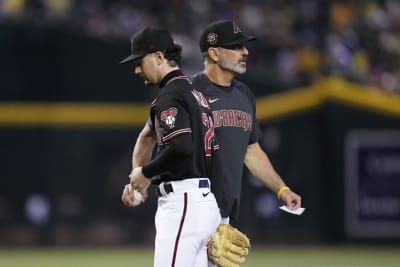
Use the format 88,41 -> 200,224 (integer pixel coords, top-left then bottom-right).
129,167 -> 151,200
280,189 -> 301,210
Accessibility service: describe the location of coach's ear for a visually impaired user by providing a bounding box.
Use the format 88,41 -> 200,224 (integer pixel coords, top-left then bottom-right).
208,47 -> 219,62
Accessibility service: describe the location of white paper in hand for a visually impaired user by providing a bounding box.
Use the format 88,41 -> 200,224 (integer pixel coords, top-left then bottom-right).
279,205 -> 305,215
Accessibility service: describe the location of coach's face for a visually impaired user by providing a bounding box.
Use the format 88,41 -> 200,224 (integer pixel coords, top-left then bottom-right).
217,43 -> 249,75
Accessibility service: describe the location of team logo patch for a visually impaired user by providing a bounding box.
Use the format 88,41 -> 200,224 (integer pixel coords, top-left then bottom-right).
207,33 -> 218,45
160,107 -> 178,129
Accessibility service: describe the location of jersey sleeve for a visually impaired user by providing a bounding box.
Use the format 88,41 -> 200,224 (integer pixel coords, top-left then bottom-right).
155,92 -> 192,142
146,116 -> 153,130
142,93 -> 194,178
142,133 -> 193,178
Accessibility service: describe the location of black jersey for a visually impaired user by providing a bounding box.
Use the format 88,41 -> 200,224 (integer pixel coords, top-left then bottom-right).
143,70 -> 218,185
191,72 -> 262,219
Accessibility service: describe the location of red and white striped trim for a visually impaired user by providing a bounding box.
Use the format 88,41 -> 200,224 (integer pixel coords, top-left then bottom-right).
162,128 -> 192,142
150,98 -> 157,107
165,76 -> 188,86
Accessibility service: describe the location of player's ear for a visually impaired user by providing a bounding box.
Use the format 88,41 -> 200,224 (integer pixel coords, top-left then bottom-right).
154,51 -> 165,65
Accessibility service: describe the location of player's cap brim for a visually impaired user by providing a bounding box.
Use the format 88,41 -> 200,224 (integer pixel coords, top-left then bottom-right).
119,52 -> 147,64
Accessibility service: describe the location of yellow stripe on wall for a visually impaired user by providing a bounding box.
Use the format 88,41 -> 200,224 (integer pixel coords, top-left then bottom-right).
318,78 -> 400,117
0,78 -> 400,127
0,102 -> 149,127
256,84 -> 322,122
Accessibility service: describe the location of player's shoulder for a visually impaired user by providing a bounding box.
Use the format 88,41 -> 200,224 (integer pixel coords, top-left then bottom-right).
190,72 -> 204,83
232,78 -> 249,90
156,87 -> 184,104
232,78 -> 254,97
190,72 -> 209,93
160,78 -> 190,95
158,80 -> 196,106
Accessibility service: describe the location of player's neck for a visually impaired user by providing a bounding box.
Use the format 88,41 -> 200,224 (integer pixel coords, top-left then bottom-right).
204,65 -> 234,87
160,65 -> 180,80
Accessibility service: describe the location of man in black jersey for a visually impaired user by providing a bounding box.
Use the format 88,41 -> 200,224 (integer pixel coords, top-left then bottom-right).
120,26 -> 221,267
192,20 -> 302,223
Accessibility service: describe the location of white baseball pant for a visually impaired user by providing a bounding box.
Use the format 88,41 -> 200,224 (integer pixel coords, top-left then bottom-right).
154,178 -> 221,267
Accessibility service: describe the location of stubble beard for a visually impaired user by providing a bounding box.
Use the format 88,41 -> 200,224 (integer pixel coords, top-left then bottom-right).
141,74 -> 155,87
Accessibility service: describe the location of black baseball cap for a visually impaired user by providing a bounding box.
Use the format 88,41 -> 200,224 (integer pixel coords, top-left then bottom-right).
199,20 -> 256,53
120,26 -> 179,64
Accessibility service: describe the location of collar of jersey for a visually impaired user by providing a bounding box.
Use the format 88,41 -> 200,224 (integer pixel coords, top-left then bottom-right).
159,69 -> 187,88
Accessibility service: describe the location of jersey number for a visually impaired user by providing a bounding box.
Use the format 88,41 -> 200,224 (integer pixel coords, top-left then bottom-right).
202,113 -> 215,156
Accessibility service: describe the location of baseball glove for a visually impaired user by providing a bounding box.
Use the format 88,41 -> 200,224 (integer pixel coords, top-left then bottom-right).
207,224 -> 250,267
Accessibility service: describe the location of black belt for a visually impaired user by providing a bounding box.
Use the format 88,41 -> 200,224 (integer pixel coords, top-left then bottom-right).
157,179 -> 209,197
158,182 -> 174,196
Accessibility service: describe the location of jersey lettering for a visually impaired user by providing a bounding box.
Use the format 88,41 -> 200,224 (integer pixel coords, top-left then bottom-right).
212,109 -> 253,131
241,112 -> 252,130
202,113 -> 215,157
234,110 -> 242,127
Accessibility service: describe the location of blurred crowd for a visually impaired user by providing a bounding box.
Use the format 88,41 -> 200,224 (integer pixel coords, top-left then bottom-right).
1,0 -> 400,93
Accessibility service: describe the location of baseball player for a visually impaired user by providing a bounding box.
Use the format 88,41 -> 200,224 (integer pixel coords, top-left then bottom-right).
120,26 -> 221,267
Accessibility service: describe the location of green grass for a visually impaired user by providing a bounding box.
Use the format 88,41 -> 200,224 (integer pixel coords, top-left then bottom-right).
0,246 -> 399,267
245,246 -> 400,267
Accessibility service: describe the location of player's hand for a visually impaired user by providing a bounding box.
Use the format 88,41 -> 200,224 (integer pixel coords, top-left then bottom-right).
122,184 -> 143,207
280,189 -> 301,210
129,167 -> 151,200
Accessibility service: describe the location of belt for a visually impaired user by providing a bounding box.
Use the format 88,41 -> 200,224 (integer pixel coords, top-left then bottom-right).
157,179 -> 210,197
158,182 -> 174,196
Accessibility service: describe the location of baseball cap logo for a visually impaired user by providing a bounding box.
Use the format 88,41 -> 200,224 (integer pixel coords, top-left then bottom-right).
233,21 -> 241,33
207,33 -> 218,45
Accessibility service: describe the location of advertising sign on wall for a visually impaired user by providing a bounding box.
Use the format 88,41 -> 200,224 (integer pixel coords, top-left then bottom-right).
345,130 -> 400,238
